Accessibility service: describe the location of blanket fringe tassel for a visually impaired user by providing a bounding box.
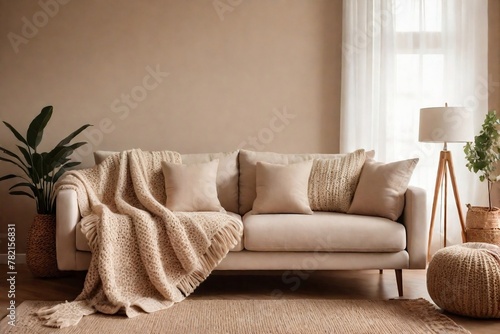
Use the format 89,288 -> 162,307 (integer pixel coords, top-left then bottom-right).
177,219 -> 242,296
80,214 -> 100,251
35,300 -> 96,328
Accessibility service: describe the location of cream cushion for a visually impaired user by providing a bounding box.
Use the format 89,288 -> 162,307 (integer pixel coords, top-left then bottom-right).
308,149 -> 366,212
243,212 -> 406,252
162,159 -> 225,212
182,151 -> 239,213
348,158 -> 418,221
252,161 -> 313,214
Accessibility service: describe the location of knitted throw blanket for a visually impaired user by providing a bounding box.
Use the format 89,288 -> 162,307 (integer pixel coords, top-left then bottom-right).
36,149 -> 243,328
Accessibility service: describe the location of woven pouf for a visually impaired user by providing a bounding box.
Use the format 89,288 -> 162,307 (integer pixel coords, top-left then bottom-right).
427,242 -> 500,318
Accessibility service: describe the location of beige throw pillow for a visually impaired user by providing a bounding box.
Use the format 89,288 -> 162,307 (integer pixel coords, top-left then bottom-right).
252,160 -> 314,214
347,158 -> 419,221
308,149 -> 366,212
181,151 -> 239,213
161,159 -> 225,212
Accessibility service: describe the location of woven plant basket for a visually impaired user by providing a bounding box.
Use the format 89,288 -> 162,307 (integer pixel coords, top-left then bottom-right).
465,205 -> 500,246
26,214 -> 63,278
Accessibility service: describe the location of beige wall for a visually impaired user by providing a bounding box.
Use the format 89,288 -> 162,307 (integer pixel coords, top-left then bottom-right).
0,0 -> 342,253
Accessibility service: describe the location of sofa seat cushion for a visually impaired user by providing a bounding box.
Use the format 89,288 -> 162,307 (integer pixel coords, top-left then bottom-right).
75,211 -> 244,252
243,212 -> 406,252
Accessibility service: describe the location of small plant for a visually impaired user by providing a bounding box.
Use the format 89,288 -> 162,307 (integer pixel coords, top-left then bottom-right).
464,110 -> 500,210
0,106 -> 91,214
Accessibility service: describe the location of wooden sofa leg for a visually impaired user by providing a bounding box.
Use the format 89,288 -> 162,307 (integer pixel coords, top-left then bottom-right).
395,269 -> 403,297
379,269 -> 383,274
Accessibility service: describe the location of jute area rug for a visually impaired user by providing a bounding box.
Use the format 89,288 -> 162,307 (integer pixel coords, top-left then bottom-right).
1,298 -> 469,334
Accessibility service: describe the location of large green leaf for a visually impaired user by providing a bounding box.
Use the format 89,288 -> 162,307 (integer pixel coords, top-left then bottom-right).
0,146 -> 27,168
9,182 -> 36,193
0,174 -> 19,182
52,161 -> 80,183
0,156 -> 28,175
45,142 -> 86,170
30,153 -> 44,182
0,146 -> 21,160
63,161 -> 80,169
44,156 -> 70,175
3,121 -> 28,146
26,105 -> 53,150
66,141 -> 87,153
44,146 -> 72,170
9,190 -> 34,199
56,124 -> 92,146
16,145 -> 32,167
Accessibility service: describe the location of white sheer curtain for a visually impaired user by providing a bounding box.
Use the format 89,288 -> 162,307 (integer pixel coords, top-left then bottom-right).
340,0 -> 488,253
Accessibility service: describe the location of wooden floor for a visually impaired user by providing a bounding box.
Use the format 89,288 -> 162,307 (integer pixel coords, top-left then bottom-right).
1,265 -> 499,333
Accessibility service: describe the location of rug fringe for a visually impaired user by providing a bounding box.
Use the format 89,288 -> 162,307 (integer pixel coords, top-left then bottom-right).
398,299 -> 471,333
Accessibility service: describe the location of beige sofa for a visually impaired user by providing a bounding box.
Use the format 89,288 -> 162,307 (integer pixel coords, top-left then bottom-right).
55,149 -> 427,296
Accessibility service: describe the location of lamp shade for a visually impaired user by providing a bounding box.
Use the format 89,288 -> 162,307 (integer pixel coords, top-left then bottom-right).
419,107 -> 474,143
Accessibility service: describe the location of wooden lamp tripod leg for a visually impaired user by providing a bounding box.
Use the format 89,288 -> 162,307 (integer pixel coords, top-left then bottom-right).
445,151 -> 467,242
427,150 -> 467,262
427,151 -> 447,261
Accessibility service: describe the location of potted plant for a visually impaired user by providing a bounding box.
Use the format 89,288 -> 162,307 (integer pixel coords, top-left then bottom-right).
463,110 -> 500,245
0,106 -> 91,277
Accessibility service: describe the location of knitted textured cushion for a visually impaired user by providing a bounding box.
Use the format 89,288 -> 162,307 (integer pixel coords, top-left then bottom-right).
427,243 -> 500,318
308,149 -> 366,212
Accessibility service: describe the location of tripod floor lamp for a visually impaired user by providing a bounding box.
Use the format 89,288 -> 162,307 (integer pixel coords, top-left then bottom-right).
419,106 -> 474,261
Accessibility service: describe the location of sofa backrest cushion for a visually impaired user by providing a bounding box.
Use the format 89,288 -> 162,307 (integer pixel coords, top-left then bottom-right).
239,150 -> 348,215
94,150 -> 119,165
94,150 -> 239,213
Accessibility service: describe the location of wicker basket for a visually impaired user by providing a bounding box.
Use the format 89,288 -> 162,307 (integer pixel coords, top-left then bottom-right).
465,205 -> 500,246
26,214 -> 63,278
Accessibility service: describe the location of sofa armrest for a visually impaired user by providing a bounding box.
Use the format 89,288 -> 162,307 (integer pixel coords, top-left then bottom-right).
56,189 -> 80,270
403,186 -> 428,269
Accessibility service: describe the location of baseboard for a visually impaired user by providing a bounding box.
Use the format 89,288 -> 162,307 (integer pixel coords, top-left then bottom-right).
0,253 -> 26,264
